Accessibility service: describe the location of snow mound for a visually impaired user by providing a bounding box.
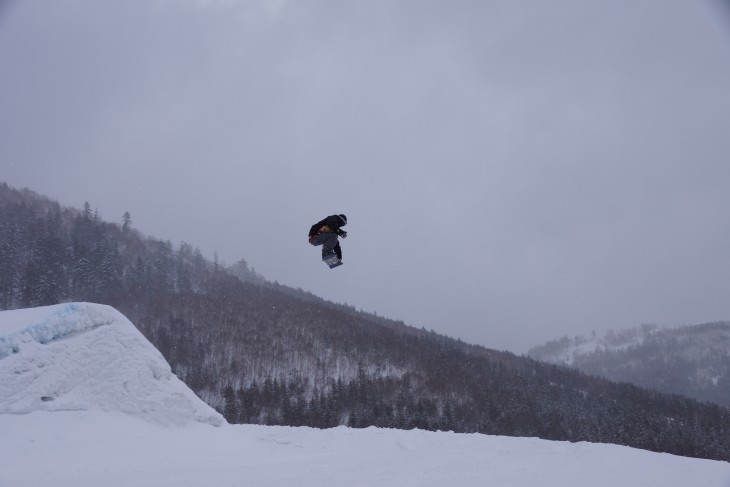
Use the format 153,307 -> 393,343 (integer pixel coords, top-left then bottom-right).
0,303 -> 224,426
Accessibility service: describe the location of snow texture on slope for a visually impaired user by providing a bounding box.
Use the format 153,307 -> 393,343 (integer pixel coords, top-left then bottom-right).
0,303 -> 224,426
2,411 -> 730,487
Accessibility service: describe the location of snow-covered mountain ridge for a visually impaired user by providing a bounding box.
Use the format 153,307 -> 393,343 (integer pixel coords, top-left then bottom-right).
529,324 -> 667,365
0,302 -> 223,426
529,322 -> 730,405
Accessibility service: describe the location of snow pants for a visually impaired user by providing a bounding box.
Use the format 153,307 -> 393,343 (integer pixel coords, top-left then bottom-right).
309,232 -> 341,259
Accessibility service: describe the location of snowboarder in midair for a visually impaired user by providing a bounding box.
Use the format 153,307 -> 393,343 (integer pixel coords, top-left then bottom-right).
308,214 -> 347,268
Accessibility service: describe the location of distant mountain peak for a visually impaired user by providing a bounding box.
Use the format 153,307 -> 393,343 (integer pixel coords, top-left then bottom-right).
529,322 -> 730,406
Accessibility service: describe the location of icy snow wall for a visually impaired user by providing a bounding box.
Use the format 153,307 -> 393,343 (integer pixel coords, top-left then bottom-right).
0,303 -> 224,426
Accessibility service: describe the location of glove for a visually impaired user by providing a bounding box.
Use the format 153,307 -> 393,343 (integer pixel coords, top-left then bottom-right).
338,230 -> 347,239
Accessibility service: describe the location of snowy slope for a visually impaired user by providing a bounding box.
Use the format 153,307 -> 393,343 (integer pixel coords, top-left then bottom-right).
0,303 -> 223,426
1,304 -> 729,486
2,410 -> 729,487
528,327 -> 660,365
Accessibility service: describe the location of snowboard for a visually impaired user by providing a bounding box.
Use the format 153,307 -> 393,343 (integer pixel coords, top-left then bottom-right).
322,252 -> 343,269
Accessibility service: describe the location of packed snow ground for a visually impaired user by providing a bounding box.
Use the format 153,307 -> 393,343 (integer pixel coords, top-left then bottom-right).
4,410 -> 730,487
1,304 -> 729,487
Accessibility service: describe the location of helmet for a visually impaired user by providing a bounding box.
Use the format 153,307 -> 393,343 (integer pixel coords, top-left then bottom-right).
338,214 -> 347,225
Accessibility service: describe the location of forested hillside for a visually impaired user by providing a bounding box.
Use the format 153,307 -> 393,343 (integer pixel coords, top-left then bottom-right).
1,182 -> 728,462
529,323 -> 730,406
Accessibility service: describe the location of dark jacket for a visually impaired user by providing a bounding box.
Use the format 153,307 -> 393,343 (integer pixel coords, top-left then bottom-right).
309,215 -> 347,238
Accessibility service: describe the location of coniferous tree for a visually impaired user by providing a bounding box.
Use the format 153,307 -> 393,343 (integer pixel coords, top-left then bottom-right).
122,212 -> 132,232
223,385 -> 238,423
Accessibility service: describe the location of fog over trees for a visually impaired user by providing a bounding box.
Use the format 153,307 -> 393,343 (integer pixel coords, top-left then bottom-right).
530,323 -> 730,406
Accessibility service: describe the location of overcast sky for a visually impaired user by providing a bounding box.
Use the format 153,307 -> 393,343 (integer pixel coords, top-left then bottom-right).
2,0 -> 730,353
